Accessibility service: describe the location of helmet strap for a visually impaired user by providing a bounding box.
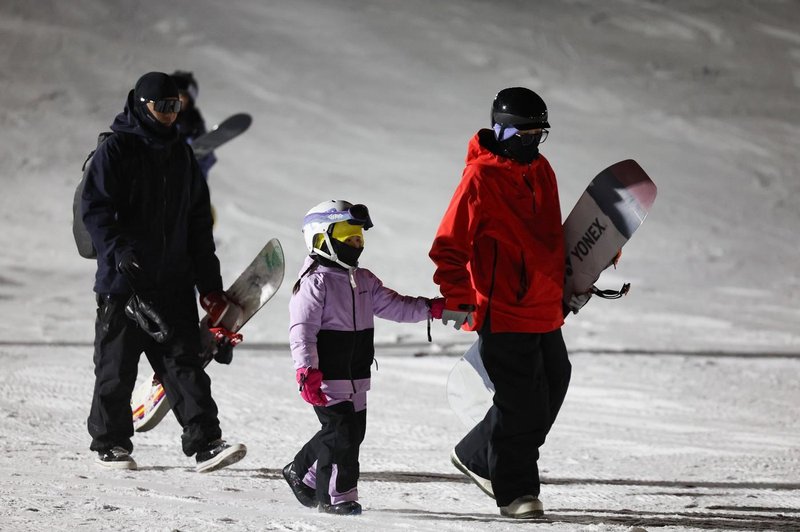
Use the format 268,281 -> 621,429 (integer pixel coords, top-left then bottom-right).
314,233 -> 360,271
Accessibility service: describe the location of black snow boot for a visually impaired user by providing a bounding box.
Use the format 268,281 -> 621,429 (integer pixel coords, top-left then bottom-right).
95,446 -> 137,470
318,501 -> 362,515
195,439 -> 246,473
282,462 -> 317,508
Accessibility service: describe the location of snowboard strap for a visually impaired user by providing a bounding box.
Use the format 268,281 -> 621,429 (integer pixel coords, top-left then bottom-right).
210,327 -> 243,346
591,283 -> 630,300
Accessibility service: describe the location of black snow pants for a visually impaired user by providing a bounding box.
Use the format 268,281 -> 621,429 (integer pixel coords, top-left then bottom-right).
454,324 -> 571,506
87,290 -> 221,456
293,400 -> 367,505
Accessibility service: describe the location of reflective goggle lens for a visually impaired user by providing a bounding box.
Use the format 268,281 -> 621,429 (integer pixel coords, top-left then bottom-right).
153,99 -> 182,113
493,124 -> 548,144
140,98 -> 182,113
331,221 -> 364,242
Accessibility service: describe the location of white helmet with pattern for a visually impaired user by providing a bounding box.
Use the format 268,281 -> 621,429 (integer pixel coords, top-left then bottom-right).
302,200 -> 373,268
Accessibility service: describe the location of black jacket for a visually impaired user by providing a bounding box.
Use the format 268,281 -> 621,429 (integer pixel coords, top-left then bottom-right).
81,90 -> 222,296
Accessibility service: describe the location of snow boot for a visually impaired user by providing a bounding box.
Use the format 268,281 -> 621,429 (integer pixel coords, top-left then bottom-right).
195,439 -> 247,473
499,495 -> 544,519
450,448 -> 494,498
282,462 -> 317,508
318,501 -> 362,516
95,446 -> 137,470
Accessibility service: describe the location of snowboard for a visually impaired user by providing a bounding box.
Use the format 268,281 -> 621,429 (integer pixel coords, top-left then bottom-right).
191,113 -> 252,159
446,159 -> 657,428
131,238 -> 285,432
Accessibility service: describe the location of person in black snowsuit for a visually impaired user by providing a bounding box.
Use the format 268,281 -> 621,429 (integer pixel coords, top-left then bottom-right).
81,71 -> 245,473
170,70 -> 217,181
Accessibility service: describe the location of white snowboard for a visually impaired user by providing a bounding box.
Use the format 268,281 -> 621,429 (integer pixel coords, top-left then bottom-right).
131,238 -> 285,432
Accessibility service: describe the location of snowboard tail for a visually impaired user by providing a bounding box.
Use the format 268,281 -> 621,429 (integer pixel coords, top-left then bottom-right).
131,238 -> 285,432
587,160 -> 655,238
131,376 -> 170,431
191,113 -> 252,159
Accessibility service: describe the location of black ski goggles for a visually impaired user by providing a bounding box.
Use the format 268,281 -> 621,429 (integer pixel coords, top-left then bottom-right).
344,204 -> 372,229
140,98 -> 182,113
518,129 -> 548,145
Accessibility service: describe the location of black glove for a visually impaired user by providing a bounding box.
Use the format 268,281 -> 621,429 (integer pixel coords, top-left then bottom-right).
214,337 -> 234,364
117,250 -> 150,292
125,294 -> 172,343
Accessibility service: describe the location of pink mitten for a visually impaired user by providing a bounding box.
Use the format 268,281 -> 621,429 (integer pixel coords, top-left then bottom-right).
428,297 -> 446,319
296,367 -> 327,406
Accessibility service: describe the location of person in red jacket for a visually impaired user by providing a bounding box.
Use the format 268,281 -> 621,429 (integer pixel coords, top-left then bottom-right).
429,87 -> 588,519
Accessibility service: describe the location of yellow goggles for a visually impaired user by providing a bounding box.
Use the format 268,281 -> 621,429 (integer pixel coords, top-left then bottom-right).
331,221 -> 363,242
314,222 -> 364,249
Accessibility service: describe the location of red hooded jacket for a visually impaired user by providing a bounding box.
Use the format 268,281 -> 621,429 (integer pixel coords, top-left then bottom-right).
429,131 -> 565,333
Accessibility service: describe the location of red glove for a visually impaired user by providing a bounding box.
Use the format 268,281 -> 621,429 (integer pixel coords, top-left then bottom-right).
428,298 -> 445,319
209,327 -> 243,364
200,291 -> 233,327
296,367 -> 327,406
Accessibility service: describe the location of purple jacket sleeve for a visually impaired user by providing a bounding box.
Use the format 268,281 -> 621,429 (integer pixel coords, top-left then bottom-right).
365,270 -> 431,323
288,274 -> 326,370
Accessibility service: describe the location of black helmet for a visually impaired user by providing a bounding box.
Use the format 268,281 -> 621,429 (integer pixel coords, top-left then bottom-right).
170,70 -> 198,102
134,72 -> 179,103
491,87 -> 550,129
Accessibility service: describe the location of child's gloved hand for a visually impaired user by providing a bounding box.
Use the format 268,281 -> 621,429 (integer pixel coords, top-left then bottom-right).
296,367 -> 327,406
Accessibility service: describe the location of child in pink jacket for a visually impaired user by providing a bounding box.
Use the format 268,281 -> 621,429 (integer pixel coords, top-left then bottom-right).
282,200 -> 444,516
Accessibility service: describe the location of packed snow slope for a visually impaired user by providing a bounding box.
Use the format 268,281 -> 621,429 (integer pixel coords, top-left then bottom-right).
2,0 -> 799,352
1,346 -> 798,531
1,2 -> 800,532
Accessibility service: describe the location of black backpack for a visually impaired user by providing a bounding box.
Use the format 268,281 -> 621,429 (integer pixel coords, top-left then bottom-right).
72,132 -> 114,259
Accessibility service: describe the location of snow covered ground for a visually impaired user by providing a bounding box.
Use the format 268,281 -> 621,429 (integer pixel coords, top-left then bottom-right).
1,0 -> 799,530
2,346 -> 799,531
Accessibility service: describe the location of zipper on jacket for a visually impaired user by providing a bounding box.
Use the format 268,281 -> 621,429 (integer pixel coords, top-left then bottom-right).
519,164 -> 536,300
517,252 -> 529,302
522,165 -> 536,213
158,170 -> 168,286
484,240 -> 499,331
348,280 -> 357,394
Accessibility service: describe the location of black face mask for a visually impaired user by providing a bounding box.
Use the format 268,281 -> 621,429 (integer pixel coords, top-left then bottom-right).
317,239 -> 363,269
501,133 -> 541,164
331,239 -> 363,268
